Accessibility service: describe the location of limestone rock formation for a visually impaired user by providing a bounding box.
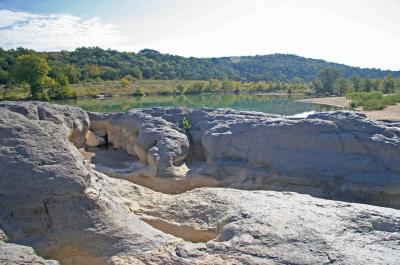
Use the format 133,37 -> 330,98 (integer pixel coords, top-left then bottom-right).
110,181 -> 400,264
89,107 -> 400,208
0,101 -> 400,264
0,229 -> 59,265
86,130 -> 106,147
0,102 -> 175,264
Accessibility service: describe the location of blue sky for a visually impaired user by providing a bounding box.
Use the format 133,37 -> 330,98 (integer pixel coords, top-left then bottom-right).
0,0 -> 399,70
0,0 -> 128,18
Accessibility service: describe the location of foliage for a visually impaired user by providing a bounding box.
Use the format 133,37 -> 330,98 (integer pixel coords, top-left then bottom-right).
0,68 -> 9,83
364,78 -> 372,92
1,47 -> 399,87
1,47 -> 400,100
120,77 -> 131,87
186,82 -> 206,94
64,64 -> 81,83
180,116 -> 191,130
313,67 -> 340,95
0,85 -> 29,100
351,76 -> 361,91
134,87 -> 143,96
383,75 -> 395,94
9,53 -> 72,100
333,78 -> 350,96
312,67 -> 400,96
175,84 -> 185,94
346,91 -> 400,110
11,54 -> 51,99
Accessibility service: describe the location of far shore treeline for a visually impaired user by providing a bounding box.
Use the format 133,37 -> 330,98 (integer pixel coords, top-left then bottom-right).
0,47 -> 400,107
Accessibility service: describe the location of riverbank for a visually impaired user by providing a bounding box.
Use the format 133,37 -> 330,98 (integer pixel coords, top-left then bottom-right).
0,79 -> 312,101
298,96 -> 400,121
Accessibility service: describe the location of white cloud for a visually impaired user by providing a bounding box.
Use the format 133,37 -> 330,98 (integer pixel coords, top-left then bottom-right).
0,9 -> 129,51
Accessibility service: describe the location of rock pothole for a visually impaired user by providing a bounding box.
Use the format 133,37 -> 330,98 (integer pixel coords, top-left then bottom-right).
86,141 -> 220,194
140,217 -> 218,243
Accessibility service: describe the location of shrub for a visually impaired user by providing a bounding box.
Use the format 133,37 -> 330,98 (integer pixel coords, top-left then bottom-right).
121,77 -> 130,87
346,91 -> 400,110
180,116 -> 191,130
176,84 -> 185,94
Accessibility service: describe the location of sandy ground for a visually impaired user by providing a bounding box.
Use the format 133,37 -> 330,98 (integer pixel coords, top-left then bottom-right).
297,97 -> 400,121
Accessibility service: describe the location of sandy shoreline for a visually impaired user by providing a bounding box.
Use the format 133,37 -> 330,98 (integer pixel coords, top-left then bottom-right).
297,97 -> 400,121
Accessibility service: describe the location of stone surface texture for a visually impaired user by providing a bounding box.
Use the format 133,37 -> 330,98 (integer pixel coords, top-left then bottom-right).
89,107 -> 400,207
0,101 -> 399,265
0,228 -> 59,264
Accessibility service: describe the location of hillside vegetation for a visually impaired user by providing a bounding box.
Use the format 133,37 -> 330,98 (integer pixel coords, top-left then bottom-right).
1,47 -> 399,84
0,47 -> 399,103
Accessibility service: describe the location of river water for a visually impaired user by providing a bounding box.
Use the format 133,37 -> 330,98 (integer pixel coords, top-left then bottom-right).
55,93 -> 339,115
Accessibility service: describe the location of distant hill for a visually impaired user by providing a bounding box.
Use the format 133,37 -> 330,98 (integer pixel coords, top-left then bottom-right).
1,47 -> 399,84
217,53 -> 400,81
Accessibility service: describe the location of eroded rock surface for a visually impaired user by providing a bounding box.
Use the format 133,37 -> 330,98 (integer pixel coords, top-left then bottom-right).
0,229 -> 59,265
109,180 -> 400,264
0,101 -> 400,265
89,107 -> 400,208
0,101 -> 89,148
0,102 -> 176,264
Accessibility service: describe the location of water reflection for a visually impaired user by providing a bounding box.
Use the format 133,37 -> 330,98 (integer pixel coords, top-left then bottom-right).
55,93 -> 339,115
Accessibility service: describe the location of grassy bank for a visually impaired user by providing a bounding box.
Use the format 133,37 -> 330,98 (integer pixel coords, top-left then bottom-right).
346,91 -> 400,110
69,79 -> 313,97
0,86 -> 30,100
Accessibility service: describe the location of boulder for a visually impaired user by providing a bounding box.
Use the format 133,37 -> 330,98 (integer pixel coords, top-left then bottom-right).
0,102 -> 175,265
0,101 -> 89,148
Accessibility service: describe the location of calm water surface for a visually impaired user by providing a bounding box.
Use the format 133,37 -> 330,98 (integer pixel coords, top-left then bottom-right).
56,93 -> 339,115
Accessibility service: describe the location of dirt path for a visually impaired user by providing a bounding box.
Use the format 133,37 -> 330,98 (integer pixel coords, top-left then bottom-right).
297,97 -> 400,121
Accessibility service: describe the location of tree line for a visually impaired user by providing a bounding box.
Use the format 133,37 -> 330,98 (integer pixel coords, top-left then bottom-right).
313,67 -> 398,95
0,47 -> 399,100
2,46 -> 399,84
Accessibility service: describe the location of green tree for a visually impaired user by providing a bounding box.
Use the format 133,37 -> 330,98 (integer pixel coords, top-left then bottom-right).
383,75 -> 395,94
47,66 -> 71,99
315,68 -> 340,94
334,78 -> 349,96
221,78 -> 238,91
11,54 -> 50,99
51,74 -> 72,99
131,67 -> 143,80
206,79 -> 219,92
0,68 -> 9,84
364,78 -> 372,92
83,64 -> 103,79
65,64 -> 81,83
372,79 -> 380,91
351,76 -> 361,92
187,82 -> 205,93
